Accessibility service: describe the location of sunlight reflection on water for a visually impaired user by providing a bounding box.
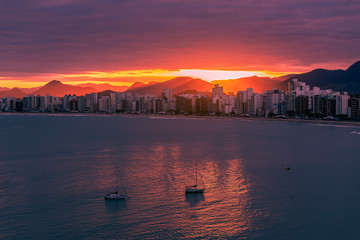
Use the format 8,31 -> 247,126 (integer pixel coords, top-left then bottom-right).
88,142 -> 256,238
1,115 -> 360,239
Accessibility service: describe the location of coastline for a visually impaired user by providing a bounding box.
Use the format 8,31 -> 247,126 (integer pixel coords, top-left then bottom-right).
1,111 -> 360,126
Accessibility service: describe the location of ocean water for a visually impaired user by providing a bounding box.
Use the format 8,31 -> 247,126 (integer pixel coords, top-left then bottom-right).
1,114 -> 360,239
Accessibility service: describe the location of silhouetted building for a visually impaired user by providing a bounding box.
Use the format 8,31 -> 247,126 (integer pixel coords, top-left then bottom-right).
195,96 -> 208,114
15,100 -> 23,112
296,96 -> 309,115
176,96 -> 192,114
350,97 -> 360,119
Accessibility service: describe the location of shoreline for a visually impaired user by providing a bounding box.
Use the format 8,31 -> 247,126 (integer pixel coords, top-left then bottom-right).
1,111 -> 360,126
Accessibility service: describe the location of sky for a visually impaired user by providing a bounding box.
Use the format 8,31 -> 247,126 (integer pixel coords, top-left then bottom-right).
0,0 -> 359,88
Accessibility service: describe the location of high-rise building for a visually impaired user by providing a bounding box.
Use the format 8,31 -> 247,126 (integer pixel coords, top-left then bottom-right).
335,93 -> 350,115
98,96 -> 110,112
212,84 -> 223,98
162,88 -> 173,102
350,98 -> 360,119
78,96 -> 86,112
296,95 -> 309,115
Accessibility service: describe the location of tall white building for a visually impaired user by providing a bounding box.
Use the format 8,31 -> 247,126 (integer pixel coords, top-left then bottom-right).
335,92 -> 350,115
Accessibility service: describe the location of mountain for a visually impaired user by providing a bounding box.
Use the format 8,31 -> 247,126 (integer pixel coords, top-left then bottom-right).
76,83 -> 129,92
32,80 -> 97,96
272,74 -> 297,82
0,88 -> 26,98
97,90 -> 116,97
346,60 -> 360,76
125,77 -> 213,96
211,76 -> 280,93
19,86 -> 42,94
0,86 -> 52,95
277,61 -> 360,93
126,81 -> 159,92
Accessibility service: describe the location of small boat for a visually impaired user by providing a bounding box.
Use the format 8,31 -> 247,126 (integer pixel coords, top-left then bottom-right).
185,185 -> 205,193
105,191 -> 128,200
284,166 -> 291,171
105,172 -> 129,200
185,161 -> 205,193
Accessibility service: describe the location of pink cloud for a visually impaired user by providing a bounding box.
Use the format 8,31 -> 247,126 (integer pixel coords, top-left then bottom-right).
0,0 -> 359,78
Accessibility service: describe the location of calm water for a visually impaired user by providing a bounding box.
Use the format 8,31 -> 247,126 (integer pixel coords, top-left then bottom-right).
1,114 -> 360,239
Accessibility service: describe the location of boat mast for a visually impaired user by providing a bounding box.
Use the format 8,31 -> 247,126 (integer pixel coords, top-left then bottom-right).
195,161 -> 197,186
120,174 -> 128,196
116,170 -> 119,192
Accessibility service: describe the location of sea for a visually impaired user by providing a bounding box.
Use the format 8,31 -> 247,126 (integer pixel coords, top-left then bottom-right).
1,114 -> 360,240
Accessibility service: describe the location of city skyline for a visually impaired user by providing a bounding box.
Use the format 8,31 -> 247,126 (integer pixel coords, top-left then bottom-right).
2,1 -> 360,239
1,78 -> 356,121
1,1 -> 359,88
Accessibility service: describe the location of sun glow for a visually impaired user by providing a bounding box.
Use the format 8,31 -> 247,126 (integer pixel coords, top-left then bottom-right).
0,69 -> 290,89
0,80 -> 46,89
58,69 -> 175,79
172,69 -> 270,81
63,81 -> 134,87
57,69 -> 280,82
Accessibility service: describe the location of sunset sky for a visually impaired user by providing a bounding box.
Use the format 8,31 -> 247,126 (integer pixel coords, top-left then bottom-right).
1,0 -> 359,88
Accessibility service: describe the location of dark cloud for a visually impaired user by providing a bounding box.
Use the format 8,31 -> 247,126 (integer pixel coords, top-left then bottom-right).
0,0 -> 359,75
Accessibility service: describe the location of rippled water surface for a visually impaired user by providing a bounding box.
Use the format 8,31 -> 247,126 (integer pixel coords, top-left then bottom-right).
1,115 -> 360,239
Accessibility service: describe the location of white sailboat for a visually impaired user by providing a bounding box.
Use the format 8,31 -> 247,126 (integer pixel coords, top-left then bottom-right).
105,173 -> 128,200
185,161 -> 205,193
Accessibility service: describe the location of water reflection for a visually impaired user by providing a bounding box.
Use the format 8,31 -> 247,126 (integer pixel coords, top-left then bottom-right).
105,199 -> 127,213
185,193 -> 205,205
2,115 -> 360,239
71,141 -> 255,238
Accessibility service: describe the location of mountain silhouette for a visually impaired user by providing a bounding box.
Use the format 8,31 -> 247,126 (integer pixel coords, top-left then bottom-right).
211,76 -> 281,93
3,61 -> 360,98
76,83 -> 129,92
277,60 -> 360,93
125,77 -> 213,96
32,80 -> 97,96
126,81 -> 159,92
346,60 -> 360,75
97,90 -> 116,97
0,88 -> 26,98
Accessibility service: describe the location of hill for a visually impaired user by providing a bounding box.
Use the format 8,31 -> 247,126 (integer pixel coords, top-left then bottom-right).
125,77 -> 213,96
125,81 -> 159,92
76,83 -> 129,92
0,88 -> 26,98
277,60 -> 360,93
97,90 -> 117,97
211,76 -> 280,93
32,80 -> 97,96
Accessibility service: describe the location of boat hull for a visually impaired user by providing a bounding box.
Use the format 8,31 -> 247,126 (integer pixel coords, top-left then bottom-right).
185,187 -> 205,193
104,193 -> 128,200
